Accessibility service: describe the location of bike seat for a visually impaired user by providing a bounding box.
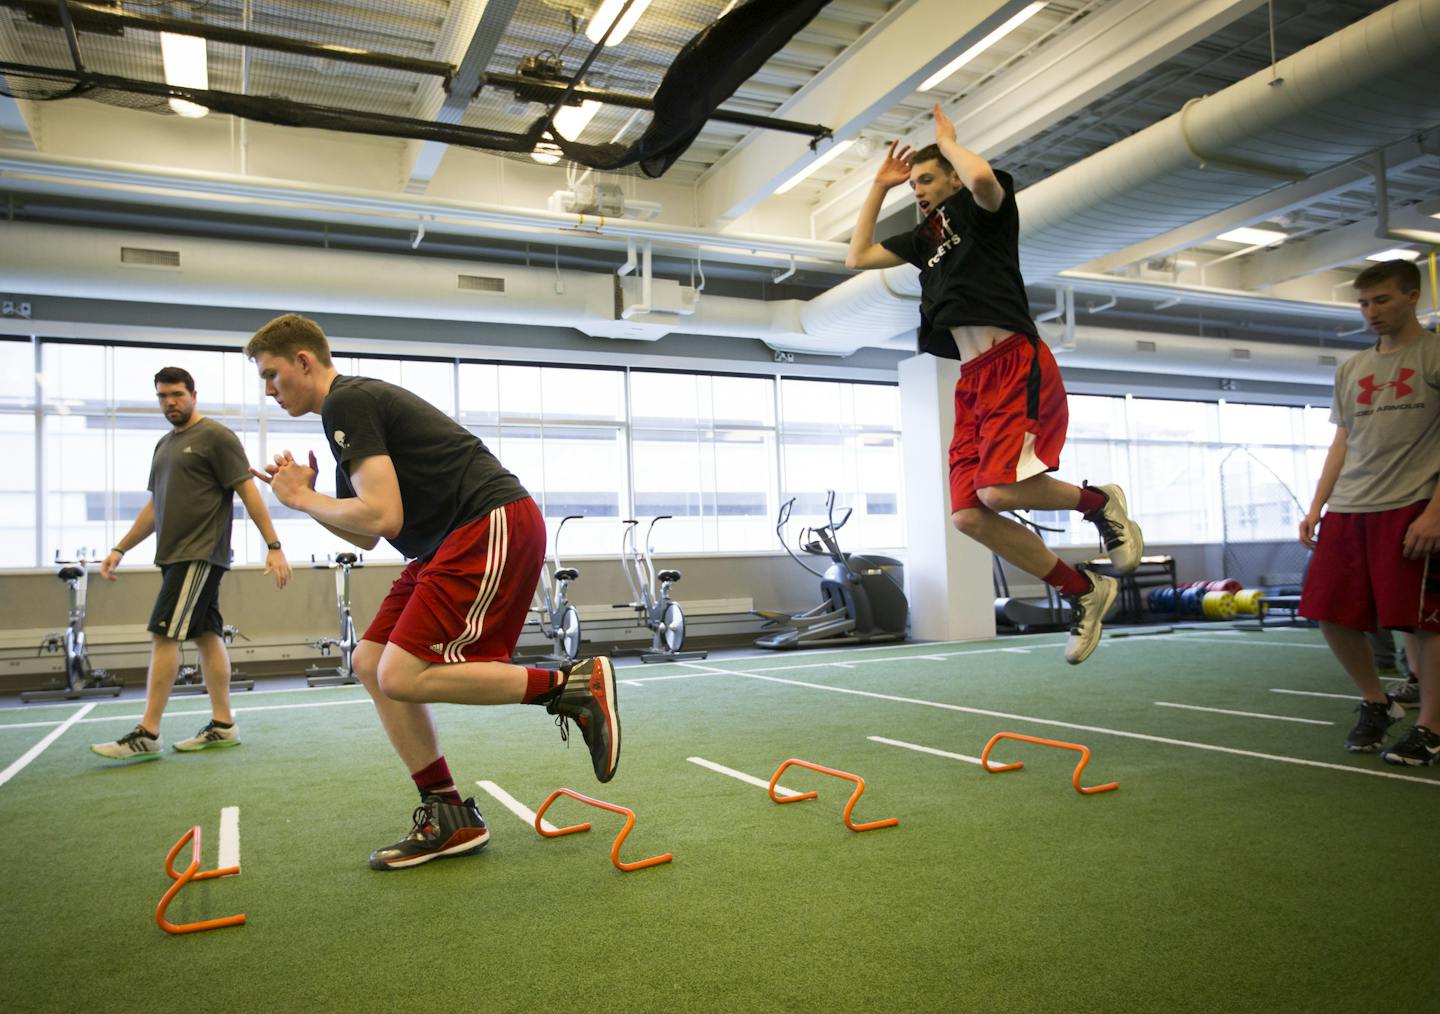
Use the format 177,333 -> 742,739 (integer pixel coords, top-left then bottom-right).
335,552 -> 358,566
555,568 -> 579,582
657,569 -> 682,583
56,566 -> 84,582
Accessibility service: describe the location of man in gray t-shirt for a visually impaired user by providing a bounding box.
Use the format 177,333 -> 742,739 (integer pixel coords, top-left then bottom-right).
90,366 -> 292,764
1298,259 -> 1440,766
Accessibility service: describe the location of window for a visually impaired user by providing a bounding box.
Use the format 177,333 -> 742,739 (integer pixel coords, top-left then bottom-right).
1033,395 -> 1326,548
5,339 -> 900,566
779,379 -> 903,551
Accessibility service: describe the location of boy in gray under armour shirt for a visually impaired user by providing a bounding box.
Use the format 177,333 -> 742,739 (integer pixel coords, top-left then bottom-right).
1299,259 -> 1440,765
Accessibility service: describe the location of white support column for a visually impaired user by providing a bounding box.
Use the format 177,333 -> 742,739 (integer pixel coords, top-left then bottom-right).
898,354 -> 996,643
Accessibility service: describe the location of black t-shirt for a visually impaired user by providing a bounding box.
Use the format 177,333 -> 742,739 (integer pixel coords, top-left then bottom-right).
321,375 -> 529,561
879,168 -> 1036,360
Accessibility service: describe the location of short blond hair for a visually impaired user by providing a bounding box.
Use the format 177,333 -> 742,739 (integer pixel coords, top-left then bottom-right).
245,314 -> 333,366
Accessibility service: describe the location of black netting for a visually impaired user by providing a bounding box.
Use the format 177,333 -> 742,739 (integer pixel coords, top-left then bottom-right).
0,0 -> 833,177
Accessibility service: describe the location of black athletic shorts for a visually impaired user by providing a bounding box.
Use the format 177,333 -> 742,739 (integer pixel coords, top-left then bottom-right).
147,561 -> 225,641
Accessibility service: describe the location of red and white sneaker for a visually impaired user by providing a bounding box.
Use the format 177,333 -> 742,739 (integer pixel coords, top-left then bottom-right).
544,656 -> 621,783
367,796 -> 489,871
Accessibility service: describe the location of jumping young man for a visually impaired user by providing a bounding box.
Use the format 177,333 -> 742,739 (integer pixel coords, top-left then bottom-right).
846,104 -> 1143,663
245,314 -> 619,870
92,367 -> 292,761
1299,258 -> 1440,764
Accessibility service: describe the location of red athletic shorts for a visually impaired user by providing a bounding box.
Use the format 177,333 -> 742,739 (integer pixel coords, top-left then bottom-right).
950,333 -> 1069,511
1299,500 -> 1440,633
364,496 -> 547,663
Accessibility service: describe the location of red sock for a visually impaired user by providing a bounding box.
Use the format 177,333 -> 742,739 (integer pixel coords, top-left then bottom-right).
1043,560 -> 1091,597
1076,485 -> 1107,514
521,667 -> 564,705
411,756 -> 462,805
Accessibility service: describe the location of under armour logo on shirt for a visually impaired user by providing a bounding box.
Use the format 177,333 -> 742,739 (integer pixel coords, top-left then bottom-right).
333,430 -> 349,448
183,446 -> 194,453
1357,368 -> 1414,405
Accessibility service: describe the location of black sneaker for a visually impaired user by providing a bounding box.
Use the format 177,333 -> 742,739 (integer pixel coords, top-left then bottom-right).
1083,482 -> 1144,573
542,656 -> 620,783
1380,724 -> 1440,767
367,796 -> 489,871
1389,678 -> 1421,709
1345,699 -> 1405,753
1065,572 -> 1118,665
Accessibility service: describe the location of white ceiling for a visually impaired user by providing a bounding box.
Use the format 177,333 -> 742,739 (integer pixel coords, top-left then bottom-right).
1,0 -> 1436,352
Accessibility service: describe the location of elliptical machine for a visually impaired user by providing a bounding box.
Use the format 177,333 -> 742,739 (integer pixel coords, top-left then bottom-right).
754,492 -> 908,650
615,516 -> 707,663
528,514 -> 584,664
307,552 -> 363,687
23,550 -> 124,702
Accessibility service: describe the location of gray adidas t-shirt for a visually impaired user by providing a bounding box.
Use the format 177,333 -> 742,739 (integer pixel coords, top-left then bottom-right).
147,417 -> 253,567
1328,333 -> 1440,512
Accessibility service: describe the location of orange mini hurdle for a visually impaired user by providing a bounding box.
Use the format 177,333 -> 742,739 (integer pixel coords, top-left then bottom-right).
155,825 -> 246,936
768,758 -> 898,832
533,788 -> 673,873
979,732 -> 1118,795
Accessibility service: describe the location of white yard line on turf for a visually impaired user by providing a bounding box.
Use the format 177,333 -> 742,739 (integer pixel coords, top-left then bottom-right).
1271,689 -> 1359,701
1153,701 -> 1334,726
867,736 -> 986,765
476,779 -> 558,832
619,680 -> 644,688
686,756 -> 804,797
671,662 -> 1440,788
218,806 -> 241,871
1168,635 -> 1329,650
0,697 -> 376,733
0,702 -> 95,788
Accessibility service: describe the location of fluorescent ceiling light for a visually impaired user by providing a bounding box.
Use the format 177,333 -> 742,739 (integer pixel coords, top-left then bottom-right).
553,99 -> 602,142
774,139 -> 854,195
586,0 -> 653,46
1367,248 -> 1421,262
1216,226 -> 1288,246
531,99 -> 603,164
160,32 -> 209,119
919,2 -> 1046,91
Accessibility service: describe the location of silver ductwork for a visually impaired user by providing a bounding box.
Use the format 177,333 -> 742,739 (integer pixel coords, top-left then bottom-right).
0,219 -> 1359,381
1043,323 -> 1353,385
804,0 -> 1440,347
1019,0 -> 1440,279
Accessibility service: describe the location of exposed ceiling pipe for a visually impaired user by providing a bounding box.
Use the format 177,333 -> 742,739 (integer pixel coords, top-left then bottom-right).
1372,150 -> 1440,246
0,150 -> 850,270
798,0 -> 1440,350
0,219 -> 1369,372
1044,323 -> 1354,385
1017,0 -> 1440,280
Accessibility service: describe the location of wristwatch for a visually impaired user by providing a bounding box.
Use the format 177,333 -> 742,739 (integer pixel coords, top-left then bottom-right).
266,540 -> 282,551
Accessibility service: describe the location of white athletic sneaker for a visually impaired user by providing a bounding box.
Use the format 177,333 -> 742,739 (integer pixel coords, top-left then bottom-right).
91,724 -> 162,761
1066,572 -> 1118,665
1085,483 -> 1144,573
174,720 -> 240,752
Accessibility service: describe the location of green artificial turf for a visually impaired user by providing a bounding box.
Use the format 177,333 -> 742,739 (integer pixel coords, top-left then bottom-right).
1,628 -> 1437,1012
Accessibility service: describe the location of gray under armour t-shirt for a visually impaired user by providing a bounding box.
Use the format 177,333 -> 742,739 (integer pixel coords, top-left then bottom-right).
147,417 -> 253,567
1328,333 -> 1440,512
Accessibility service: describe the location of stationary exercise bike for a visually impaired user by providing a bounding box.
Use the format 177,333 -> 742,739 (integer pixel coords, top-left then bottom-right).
22,550 -> 124,703
528,514 -> 585,664
307,552 -> 363,687
754,492 -> 908,650
173,623 -> 256,695
614,516 -> 707,664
